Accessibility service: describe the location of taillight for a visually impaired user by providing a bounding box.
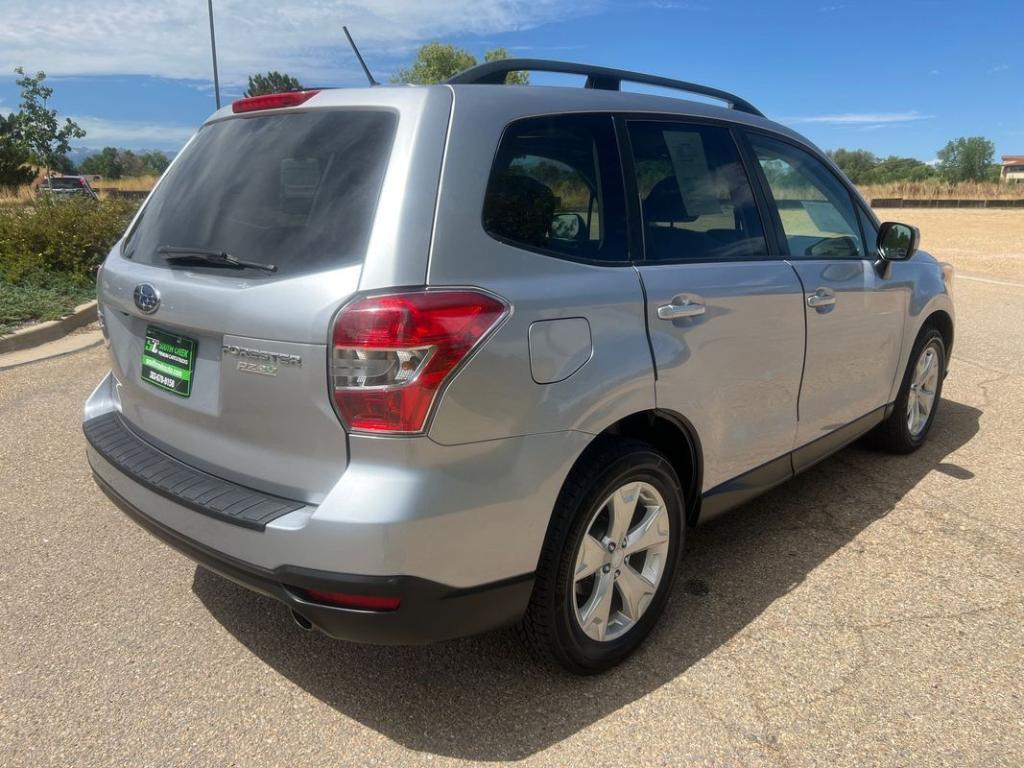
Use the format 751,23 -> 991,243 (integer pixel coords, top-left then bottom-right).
330,289 -> 508,434
231,89 -> 321,113
302,589 -> 400,612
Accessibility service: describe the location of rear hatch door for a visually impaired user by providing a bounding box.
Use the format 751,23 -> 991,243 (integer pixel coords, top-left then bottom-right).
96,92 -> 446,503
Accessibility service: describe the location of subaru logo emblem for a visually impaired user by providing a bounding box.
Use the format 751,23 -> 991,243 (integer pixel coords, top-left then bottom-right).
133,283 -> 160,314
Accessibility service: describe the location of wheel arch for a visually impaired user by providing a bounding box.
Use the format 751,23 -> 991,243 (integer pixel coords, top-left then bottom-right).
923,308 -> 954,365
574,409 -> 703,527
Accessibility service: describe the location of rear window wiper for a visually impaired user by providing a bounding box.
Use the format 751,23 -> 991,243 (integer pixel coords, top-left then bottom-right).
157,246 -> 277,273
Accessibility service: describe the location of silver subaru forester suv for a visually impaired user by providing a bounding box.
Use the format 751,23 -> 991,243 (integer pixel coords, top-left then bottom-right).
84,60 -> 954,673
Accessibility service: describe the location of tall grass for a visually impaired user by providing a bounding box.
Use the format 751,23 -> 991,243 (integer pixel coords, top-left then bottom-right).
0,175 -> 159,207
92,175 -> 159,193
0,186 -> 36,207
858,180 -> 1024,200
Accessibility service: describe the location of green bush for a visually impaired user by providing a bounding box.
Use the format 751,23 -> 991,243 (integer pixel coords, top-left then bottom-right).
0,196 -> 137,284
0,270 -> 95,334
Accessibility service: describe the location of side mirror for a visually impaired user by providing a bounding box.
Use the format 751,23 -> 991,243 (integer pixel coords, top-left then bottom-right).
877,221 -> 919,261
550,212 -> 586,242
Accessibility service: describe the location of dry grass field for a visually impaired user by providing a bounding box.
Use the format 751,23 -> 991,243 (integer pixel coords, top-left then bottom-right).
92,175 -> 159,192
875,207 -> 1024,282
0,176 -> 158,206
0,186 -> 35,207
861,180 -> 1024,201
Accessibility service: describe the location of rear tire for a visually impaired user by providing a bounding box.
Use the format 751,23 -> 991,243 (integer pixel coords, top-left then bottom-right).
517,438 -> 684,674
872,326 -> 946,454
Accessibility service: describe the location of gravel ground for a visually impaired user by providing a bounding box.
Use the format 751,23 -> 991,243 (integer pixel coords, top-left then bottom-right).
1,261 -> 1022,766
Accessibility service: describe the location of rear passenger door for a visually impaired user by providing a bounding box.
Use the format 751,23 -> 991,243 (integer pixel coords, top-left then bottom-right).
746,133 -> 905,455
623,119 -> 806,492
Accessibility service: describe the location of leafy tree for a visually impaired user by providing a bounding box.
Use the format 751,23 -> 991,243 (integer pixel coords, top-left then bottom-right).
483,48 -> 529,85
13,67 -> 85,178
244,71 -> 304,97
828,148 -> 941,185
79,147 -> 124,178
828,148 -> 879,184
137,150 -> 169,175
49,153 -> 76,174
0,111 -> 35,188
79,147 -> 169,179
392,43 -> 529,85
872,155 -> 935,184
937,136 -> 995,182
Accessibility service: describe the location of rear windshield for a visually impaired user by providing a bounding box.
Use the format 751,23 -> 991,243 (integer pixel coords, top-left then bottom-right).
123,109 -> 397,277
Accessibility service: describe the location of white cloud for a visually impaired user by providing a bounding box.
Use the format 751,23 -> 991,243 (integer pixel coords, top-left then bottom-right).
783,111 -> 934,125
990,64 -> 1009,73
69,116 -> 196,149
0,1 -> 599,84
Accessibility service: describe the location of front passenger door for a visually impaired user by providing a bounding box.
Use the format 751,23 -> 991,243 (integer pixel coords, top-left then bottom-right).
747,133 -> 905,453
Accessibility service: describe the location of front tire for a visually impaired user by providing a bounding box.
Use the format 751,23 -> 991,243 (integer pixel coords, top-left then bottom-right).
872,326 -> 946,453
517,439 -> 684,674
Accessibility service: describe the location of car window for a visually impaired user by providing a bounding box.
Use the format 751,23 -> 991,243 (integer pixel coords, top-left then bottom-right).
123,110 -> 397,278
627,121 -> 767,262
483,115 -> 627,262
748,134 -> 865,259
857,205 -> 879,256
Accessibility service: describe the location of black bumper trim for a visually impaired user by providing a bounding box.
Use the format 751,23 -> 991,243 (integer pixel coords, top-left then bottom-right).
83,412 -> 306,531
91,470 -> 534,645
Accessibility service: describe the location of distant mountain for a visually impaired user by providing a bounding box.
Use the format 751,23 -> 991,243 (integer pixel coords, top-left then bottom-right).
66,147 -> 101,166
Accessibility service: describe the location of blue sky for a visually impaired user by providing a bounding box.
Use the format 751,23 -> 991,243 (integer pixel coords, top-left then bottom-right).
1,0 -> 1020,160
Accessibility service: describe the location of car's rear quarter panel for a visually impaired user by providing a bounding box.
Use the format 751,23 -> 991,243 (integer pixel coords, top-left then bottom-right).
426,87 -> 656,446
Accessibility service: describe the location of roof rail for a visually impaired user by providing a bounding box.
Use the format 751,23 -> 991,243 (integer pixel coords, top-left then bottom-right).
447,59 -> 764,117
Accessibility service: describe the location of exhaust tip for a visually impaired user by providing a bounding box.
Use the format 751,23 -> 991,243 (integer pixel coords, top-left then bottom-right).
291,609 -> 314,632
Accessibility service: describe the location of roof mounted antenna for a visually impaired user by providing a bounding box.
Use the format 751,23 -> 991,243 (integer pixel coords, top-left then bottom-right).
343,26 -> 379,86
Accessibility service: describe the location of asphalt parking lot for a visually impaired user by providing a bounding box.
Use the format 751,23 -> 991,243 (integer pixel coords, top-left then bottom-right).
2,258 -> 1022,766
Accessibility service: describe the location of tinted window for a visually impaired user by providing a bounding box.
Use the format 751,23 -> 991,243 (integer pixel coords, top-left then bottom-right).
749,134 -> 865,259
628,122 -> 766,262
124,110 -> 397,277
857,205 -> 879,256
483,115 -> 627,261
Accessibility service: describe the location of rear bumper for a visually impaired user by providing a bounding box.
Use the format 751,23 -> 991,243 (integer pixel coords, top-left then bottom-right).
91,469 -> 534,644
83,368 -> 591,642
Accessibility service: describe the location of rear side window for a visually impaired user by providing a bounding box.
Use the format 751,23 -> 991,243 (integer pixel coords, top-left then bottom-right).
123,110 -> 397,277
748,133 -> 865,260
628,121 -> 767,262
482,115 -> 628,262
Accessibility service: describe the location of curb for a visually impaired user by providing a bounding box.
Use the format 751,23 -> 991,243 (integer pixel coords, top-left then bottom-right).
0,300 -> 98,354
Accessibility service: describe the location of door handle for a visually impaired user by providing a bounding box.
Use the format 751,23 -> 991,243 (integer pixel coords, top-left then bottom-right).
806,287 -> 836,309
657,297 -> 706,320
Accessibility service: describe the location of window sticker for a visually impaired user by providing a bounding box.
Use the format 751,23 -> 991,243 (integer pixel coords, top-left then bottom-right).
663,131 -> 722,216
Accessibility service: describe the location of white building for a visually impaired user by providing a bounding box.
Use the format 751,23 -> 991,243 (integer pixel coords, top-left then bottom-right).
1001,156 -> 1024,183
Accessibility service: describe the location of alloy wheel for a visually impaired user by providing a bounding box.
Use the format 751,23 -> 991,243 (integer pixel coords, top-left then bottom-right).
907,341 -> 941,437
571,481 -> 671,642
